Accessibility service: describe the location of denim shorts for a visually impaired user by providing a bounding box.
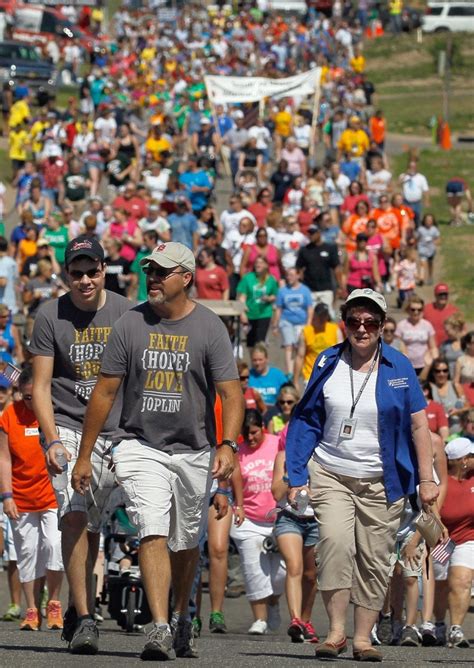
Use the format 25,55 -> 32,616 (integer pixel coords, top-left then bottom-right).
274,510 -> 319,547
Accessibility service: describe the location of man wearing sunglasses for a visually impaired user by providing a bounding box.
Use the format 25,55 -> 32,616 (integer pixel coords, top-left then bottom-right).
72,241 -> 244,661
29,235 -> 131,655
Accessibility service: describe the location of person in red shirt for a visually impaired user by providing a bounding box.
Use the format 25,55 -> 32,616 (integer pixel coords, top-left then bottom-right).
437,438 -> 474,649
195,249 -> 230,300
422,381 -> 449,442
112,181 -> 148,221
0,367 -> 64,632
248,188 -> 273,229
237,361 -> 266,414
423,284 -> 459,348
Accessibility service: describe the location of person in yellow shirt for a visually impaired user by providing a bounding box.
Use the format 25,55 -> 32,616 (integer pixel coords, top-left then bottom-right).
350,46 -> 366,74
273,99 -> 293,158
9,123 -> 30,176
293,303 -> 343,391
29,109 -> 50,158
8,95 -> 31,129
145,123 -> 172,162
337,116 -> 370,161
389,0 -> 403,33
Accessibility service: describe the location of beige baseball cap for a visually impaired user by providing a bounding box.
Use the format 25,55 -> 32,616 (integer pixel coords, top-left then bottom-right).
140,242 -> 196,273
344,288 -> 387,314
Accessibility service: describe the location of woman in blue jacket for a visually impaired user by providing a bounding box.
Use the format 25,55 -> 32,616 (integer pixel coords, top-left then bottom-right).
285,288 -> 440,662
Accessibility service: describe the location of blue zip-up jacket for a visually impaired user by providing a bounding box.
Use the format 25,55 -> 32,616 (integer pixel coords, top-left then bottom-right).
286,341 -> 427,503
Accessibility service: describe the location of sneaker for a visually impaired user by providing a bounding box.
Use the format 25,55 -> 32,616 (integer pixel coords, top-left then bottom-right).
377,612 -> 393,645
267,602 -> 281,631
69,618 -> 99,655
94,605 -> 104,623
287,618 -> 305,643
392,620 -> 403,646
174,618 -> 198,658
435,621 -> 447,646
248,619 -> 268,635
447,625 -> 470,648
20,608 -> 40,631
46,600 -> 63,630
141,623 -> 176,661
209,611 -> 227,634
420,621 -> 437,647
61,606 -> 78,643
192,616 -> 202,638
3,603 -> 21,621
400,624 -> 421,647
302,620 -> 319,644
371,623 -> 381,645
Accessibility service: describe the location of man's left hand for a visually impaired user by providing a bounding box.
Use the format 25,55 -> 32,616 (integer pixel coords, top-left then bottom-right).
419,481 -> 439,507
212,445 -> 235,479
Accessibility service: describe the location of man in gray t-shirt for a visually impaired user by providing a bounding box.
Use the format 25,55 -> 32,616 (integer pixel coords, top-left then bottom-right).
72,242 -> 244,661
30,235 -> 131,655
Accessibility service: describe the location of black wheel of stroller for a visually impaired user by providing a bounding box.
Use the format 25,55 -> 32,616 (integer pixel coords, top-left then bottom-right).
125,588 -> 136,633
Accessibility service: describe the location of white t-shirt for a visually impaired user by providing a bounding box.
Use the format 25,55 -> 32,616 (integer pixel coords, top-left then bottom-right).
138,215 -> 170,236
314,356 -> 383,477
399,172 -> 429,203
94,117 -> 117,143
220,208 -> 256,237
274,230 -> 308,269
222,230 -> 256,273
294,124 -> 311,150
325,174 -> 350,207
366,169 -> 392,207
143,171 -> 169,202
248,125 -> 271,150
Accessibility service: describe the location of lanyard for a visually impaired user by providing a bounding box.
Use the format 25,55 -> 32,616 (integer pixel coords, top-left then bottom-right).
348,343 -> 380,418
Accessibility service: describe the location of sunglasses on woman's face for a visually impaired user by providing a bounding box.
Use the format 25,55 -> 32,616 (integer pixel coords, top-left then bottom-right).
346,317 -> 381,333
384,327 -> 395,334
434,368 -> 449,374
279,399 -> 295,406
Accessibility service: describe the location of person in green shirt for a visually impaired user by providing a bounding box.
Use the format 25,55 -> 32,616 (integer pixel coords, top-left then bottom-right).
237,256 -> 278,350
130,229 -> 159,303
42,214 -> 69,266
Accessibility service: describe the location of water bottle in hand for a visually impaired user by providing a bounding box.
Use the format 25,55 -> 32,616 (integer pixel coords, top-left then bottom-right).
294,489 -> 309,514
51,450 -> 68,491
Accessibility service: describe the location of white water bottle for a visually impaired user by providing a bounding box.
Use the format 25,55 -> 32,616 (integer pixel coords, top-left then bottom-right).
52,450 -> 68,491
294,489 -> 309,514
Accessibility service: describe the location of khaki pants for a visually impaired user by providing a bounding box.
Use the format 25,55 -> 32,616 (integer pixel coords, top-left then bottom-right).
309,459 -> 404,610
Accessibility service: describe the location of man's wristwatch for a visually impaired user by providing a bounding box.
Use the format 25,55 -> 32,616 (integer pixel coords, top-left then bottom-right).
219,439 -> 239,454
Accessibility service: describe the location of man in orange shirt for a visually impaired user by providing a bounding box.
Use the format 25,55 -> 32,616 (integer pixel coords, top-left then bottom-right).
369,110 -> 386,150
0,366 -> 64,632
371,194 -> 402,251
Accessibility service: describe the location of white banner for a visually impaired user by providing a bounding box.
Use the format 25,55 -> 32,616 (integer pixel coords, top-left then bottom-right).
204,68 -> 321,104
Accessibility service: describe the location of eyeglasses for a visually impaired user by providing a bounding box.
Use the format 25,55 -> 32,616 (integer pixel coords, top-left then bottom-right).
145,266 -> 186,280
346,317 -> 381,333
22,394 -> 33,400
279,399 -> 295,406
69,268 -> 102,280
239,375 -> 249,380
384,327 -> 395,334
409,307 -> 423,313
434,368 -> 449,374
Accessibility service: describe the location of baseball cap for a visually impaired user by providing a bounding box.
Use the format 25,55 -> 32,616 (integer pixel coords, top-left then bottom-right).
233,110 -> 244,119
37,239 -> 50,248
140,242 -> 196,273
314,302 -> 329,317
308,224 -> 321,234
344,288 -> 388,314
65,235 -> 105,267
200,116 -> 211,124
434,283 -> 449,295
350,115 -> 361,123
445,437 -> 472,460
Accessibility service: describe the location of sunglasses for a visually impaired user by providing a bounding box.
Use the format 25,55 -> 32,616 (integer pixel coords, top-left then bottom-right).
436,293 -> 448,297
434,368 -> 449,374
22,394 -> 33,400
145,266 -> 186,280
279,399 -> 295,406
239,375 -> 249,380
409,307 -> 423,313
346,317 -> 381,333
69,268 -> 102,280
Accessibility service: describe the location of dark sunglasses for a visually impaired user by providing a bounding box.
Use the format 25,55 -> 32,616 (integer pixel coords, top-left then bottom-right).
239,375 -> 250,380
384,327 -> 395,334
346,317 -> 381,333
279,399 -> 295,406
145,266 -> 186,279
409,307 -> 423,313
434,368 -> 449,374
69,268 -> 102,280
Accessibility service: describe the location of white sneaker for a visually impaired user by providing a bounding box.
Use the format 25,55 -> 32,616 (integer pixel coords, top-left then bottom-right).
448,625 -> 470,648
370,623 -> 381,645
267,603 -> 281,632
248,619 -> 268,635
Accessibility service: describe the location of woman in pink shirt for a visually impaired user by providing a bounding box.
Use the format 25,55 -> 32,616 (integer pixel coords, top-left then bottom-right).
281,138 -> 306,178
102,207 -> 142,263
230,410 -> 286,635
240,227 -> 282,281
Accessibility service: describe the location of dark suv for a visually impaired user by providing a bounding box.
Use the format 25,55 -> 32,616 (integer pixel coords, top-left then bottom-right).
0,41 -> 57,100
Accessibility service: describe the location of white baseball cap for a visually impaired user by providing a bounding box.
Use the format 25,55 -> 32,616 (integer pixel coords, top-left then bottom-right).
445,437 -> 473,460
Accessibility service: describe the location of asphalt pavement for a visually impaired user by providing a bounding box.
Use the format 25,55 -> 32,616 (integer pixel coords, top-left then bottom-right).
0,570 -> 472,667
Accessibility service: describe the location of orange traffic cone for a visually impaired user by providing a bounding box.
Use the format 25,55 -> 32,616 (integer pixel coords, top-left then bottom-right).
440,121 -> 452,151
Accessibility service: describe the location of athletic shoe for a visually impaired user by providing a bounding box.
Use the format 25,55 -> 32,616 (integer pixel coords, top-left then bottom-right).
377,612 -> 393,645
248,619 -> 268,635
287,618 -> 305,643
435,621 -> 447,646
20,608 -> 40,631
46,600 -> 63,630
267,602 -> 281,631
371,623 -> 381,645
391,620 -> 403,645
447,625 -> 470,648
209,611 -> 227,634
174,618 -> 198,658
3,603 -> 21,621
141,623 -> 176,661
192,616 -> 202,638
94,605 -> 104,623
69,618 -> 99,655
303,620 -> 319,644
420,621 -> 437,647
400,624 -> 421,647
61,606 -> 78,643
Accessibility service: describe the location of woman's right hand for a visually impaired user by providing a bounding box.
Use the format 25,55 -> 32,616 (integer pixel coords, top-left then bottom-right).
3,497 -> 19,521
234,505 -> 245,527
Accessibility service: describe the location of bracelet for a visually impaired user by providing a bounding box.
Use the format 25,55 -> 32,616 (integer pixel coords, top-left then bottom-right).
216,488 -> 232,497
0,492 -> 13,501
419,480 -> 437,484
45,439 -> 62,452
233,505 -> 243,510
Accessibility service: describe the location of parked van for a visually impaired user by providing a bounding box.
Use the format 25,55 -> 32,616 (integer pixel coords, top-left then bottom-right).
422,1 -> 474,32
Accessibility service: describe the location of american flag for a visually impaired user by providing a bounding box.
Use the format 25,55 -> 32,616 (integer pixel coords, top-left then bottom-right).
431,538 -> 456,565
1,363 -> 21,385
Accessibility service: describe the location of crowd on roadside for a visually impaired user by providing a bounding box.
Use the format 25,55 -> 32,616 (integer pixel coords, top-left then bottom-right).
0,0 -> 472,659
